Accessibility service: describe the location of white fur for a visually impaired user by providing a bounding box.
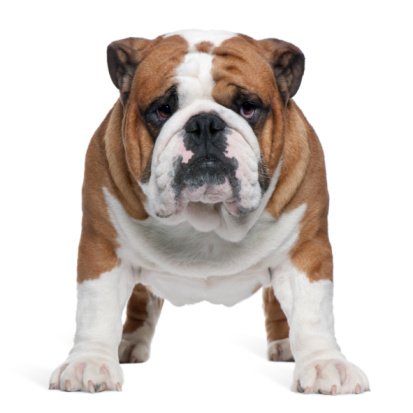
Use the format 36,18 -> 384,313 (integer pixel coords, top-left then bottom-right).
267,338 -> 293,361
272,260 -> 370,394
175,50 -> 215,108
103,187 -> 306,306
49,265 -> 137,392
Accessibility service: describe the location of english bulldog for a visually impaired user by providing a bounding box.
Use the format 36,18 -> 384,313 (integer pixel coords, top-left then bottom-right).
49,30 -> 369,395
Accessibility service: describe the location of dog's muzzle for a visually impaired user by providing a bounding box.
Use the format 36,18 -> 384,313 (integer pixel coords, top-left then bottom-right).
172,113 -> 240,198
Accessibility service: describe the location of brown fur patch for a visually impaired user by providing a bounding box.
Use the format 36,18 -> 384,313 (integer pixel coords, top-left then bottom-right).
130,35 -> 188,109
286,119 -> 333,282
123,284 -> 151,334
123,284 -> 164,336
211,36 -> 286,180
104,101 -> 149,220
196,41 -> 214,54
121,35 -> 188,183
266,102 -> 310,218
265,102 -> 332,282
77,110 -> 122,282
212,35 -> 278,107
262,287 -> 290,342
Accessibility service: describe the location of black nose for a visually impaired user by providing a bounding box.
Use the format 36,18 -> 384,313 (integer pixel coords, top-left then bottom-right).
184,113 -> 227,154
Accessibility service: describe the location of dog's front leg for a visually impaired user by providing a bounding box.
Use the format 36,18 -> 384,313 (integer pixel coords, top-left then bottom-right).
49,264 -> 135,392
272,260 -> 369,395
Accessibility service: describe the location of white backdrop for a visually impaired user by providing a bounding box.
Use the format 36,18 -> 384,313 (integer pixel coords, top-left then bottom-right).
1,0 -> 412,411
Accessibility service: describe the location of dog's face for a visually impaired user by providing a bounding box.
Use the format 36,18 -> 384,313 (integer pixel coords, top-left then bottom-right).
107,31 -> 304,227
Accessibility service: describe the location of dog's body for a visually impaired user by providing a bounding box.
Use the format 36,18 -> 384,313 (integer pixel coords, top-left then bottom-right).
50,30 -> 369,394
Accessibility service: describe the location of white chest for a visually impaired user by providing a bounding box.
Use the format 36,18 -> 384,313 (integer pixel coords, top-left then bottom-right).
104,188 -> 306,306
139,268 -> 271,307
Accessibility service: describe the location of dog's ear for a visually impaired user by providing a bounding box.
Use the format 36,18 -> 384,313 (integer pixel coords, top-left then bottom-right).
107,37 -> 151,104
259,39 -> 305,104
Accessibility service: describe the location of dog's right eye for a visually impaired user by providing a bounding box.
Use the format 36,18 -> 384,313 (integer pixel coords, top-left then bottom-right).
157,104 -> 172,121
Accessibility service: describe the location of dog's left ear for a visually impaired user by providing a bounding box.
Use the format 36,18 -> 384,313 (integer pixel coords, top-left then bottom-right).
259,39 -> 305,104
107,37 -> 151,104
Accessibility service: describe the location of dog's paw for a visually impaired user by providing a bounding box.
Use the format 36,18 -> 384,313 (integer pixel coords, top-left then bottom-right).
49,355 -> 123,392
267,338 -> 294,362
118,338 -> 150,363
294,358 -> 370,395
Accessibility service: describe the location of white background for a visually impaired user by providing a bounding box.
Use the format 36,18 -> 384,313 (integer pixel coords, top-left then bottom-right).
1,0 -> 412,411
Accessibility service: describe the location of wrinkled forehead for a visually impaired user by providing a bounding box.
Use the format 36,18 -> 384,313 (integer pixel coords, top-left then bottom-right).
133,30 -> 275,109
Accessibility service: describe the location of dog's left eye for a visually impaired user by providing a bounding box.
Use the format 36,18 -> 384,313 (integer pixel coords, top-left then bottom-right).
240,102 -> 256,119
157,104 -> 172,121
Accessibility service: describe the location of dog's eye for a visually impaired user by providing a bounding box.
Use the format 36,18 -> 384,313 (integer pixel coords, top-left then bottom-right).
157,104 -> 172,121
240,102 -> 256,119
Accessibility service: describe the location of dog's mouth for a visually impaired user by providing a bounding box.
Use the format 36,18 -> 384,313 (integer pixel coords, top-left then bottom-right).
181,156 -> 235,190
171,155 -> 240,205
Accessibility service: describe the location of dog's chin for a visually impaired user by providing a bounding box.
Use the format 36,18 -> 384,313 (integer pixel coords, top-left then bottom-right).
153,180 -> 261,227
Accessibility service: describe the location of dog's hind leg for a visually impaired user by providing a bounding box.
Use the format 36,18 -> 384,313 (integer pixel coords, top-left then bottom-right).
118,283 -> 163,363
262,287 -> 293,362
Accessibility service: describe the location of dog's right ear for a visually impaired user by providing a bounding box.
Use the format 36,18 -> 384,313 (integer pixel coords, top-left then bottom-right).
107,37 -> 151,104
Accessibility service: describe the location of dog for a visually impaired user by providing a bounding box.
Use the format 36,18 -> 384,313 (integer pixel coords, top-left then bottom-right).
49,30 -> 369,394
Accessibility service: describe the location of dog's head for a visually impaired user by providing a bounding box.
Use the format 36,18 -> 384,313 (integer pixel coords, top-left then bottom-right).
107,30 -> 304,229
